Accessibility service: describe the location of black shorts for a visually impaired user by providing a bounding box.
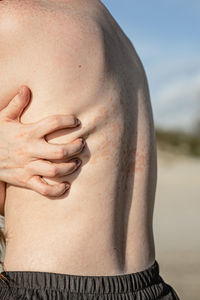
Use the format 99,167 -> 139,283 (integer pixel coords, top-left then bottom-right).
0,260 -> 180,299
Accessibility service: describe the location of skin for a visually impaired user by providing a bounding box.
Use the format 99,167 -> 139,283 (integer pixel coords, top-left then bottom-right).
1,0 -> 157,276
0,85 -> 85,215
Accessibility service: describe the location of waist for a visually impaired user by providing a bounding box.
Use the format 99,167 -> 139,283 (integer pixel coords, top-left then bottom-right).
1,260 -> 160,295
3,199 -> 155,276
4,241 -> 155,277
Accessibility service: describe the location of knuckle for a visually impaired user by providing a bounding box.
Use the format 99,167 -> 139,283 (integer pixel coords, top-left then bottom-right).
19,172 -> 32,187
18,176 -> 26,186
14,126 -> 28,139
23,128 -> 32,140
24,163 -> 33,174
26,125 -> 36,138
15,146 -> 26,158
41,185 -> 49,196
55,147 -> 65,159
20,125 -> 36,142
49,166 -> 58,177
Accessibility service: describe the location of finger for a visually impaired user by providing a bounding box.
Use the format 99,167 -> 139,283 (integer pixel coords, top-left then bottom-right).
1,86 -> 30,120
29,158 -> 81,177
27,175 -> 70,197
30,138 -> 85,160
31,114 -> 81,138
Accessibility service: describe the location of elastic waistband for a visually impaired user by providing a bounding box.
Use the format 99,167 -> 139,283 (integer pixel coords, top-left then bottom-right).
1,260 -> 162,294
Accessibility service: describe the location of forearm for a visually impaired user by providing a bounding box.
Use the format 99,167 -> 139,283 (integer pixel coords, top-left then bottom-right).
0,181 -> 6,217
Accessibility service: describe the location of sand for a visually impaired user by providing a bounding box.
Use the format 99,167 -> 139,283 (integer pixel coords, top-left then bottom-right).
154,148 -> 200,300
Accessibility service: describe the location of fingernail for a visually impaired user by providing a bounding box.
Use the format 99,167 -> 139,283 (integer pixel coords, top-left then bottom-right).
75,158 -> 81,166
65,183 -> 70,190
76,119 -> 81,125
80,138 -> 85,145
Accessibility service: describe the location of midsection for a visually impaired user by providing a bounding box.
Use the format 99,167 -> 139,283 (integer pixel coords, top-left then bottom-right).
2,0 -> 156,275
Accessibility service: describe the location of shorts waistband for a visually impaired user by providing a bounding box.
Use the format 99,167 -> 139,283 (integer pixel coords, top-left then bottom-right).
1,260 -> 162,294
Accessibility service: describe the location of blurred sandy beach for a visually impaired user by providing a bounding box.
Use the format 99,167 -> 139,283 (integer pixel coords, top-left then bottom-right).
154,148 -> 200,300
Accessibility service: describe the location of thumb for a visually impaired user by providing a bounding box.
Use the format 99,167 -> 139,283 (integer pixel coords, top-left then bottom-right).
2,86 -> 30,121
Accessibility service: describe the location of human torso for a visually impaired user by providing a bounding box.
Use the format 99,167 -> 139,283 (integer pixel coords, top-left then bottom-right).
0,0 -> 157,275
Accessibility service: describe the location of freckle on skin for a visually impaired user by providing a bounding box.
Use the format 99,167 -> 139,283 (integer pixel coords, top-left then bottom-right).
78,65 -> 82,68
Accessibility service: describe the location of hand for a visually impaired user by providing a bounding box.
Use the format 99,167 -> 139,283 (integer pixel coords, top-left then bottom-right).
0,86 -> 85,197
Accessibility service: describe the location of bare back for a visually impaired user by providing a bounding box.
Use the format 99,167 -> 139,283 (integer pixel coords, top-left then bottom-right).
0,0 -> 157,275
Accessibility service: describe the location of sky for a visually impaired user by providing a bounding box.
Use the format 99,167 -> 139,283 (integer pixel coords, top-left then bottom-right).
101,0 -> 200,134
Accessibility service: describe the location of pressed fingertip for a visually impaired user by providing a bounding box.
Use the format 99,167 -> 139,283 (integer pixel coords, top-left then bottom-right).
19,86 -> 30,102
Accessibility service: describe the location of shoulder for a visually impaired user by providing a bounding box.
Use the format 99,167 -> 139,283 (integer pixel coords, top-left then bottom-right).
0,1 -> 108,87
0,1 -> 34,47
0,0 -> 104,52
0,0 -> 103,33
